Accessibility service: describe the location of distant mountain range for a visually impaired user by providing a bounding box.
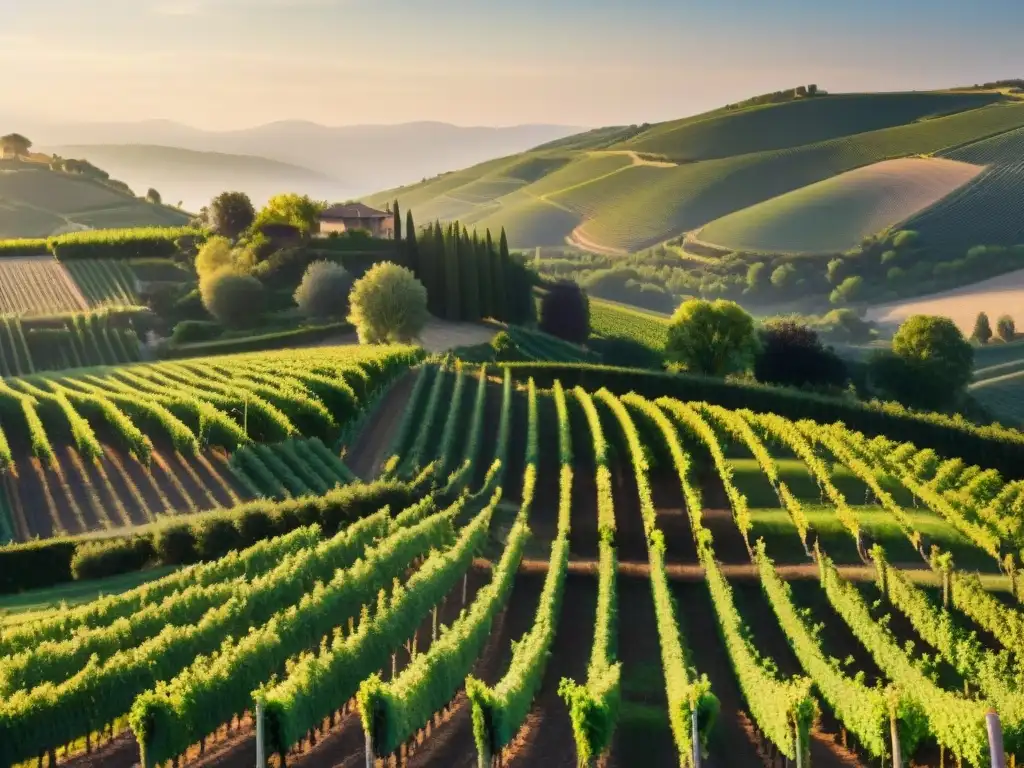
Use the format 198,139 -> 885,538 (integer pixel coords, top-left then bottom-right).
24,120 -> 582,211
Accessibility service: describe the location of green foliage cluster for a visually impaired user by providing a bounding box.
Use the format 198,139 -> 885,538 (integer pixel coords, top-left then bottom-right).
665,299 -> 758,377
347,261 -> 428,344
293,260 -> 352,320
409,219 -> 533,324
868,315 -> 974,410
494,361 -> 1024,478
131,506 -> 455,767
819,554 -> 991,764
0,478 -> 413,595
267,496 -> 494,759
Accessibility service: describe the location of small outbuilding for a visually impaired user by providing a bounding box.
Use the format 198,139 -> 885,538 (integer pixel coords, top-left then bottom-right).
318,202 -> 395,239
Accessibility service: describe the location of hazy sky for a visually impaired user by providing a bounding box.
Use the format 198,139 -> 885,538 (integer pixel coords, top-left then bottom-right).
4,0 -> 1024,130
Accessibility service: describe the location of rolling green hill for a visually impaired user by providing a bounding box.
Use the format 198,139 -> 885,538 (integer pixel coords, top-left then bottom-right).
0,163 -> 190,239
366,92 -> 1024,254
892,125 -> 1024,251
695,158 -> 982,254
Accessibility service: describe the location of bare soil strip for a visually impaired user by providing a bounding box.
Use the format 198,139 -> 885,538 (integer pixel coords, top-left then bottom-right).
503,573 -> 598,767
346,372 -> 416,481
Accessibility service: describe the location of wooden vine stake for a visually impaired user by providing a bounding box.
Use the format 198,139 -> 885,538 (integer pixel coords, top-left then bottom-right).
890,707 -> 902,768
691,704 -> 701,768
255,700 -> 265,768
365,733 -> 375,768
987,708 -> 1006,768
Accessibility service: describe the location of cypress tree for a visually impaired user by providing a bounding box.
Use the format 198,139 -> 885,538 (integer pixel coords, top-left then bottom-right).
476,230 -> 493,319
494,228 -> 510,321
405,209 -> 418,280
431,221 -> 446,317
444,222 -> 461,321
393,200 -> 402,243
460,226 -> 481,321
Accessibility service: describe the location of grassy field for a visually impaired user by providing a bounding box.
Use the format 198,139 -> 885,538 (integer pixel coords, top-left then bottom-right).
0,166 -> 190,239
0,566 -> 178,626
367,92 -> 1024,254
696,158 -> 982,254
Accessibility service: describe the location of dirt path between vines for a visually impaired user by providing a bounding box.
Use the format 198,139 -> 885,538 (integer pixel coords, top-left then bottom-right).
345,372 -> 417,481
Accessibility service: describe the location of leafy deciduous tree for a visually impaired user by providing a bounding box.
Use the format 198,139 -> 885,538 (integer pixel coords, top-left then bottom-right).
754,321 -> 847,389
665,299 -> 758,377
210,192 -> 256,239
1,133 -> 32,158
972,312 -> 993,344
997,314 -> 1016,342
539,280 -> 590,344
254,193 -> 325,235
869,315 -> 973,410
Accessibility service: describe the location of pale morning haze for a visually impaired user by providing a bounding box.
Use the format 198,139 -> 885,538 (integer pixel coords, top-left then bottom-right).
1,0 -> 1023,129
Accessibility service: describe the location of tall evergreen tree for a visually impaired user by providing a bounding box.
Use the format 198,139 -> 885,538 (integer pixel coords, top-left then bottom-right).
460,226 -> 481,321
494,228 -> 511,321
476,230 -> 493,319
430,221 -> 446,317
444,222 -> 461,320
405,209 -> 418,279
393,200 -> 402,242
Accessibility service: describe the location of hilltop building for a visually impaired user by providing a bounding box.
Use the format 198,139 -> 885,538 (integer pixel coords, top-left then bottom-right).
318,202 -> 395,239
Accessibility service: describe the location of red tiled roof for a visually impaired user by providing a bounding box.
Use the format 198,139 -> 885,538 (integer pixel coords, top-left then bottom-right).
321,202 -> 391,220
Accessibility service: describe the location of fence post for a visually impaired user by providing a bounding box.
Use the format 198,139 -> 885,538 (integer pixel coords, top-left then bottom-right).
462,573 -> 468,606
793,723 -> 803,768
255,700 -> 265,768
691,706 -> 700,768
987,708 -> 1006,768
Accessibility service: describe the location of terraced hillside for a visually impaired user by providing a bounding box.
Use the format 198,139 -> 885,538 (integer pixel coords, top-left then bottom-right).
0,165 -> 190,239
366,91 -> 1024,253
2,358 -> 1023,767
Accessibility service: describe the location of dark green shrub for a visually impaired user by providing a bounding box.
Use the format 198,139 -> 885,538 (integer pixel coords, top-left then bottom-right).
200,271 -> 267,329
172,320 -> 223,344
294,261 -> 353,320
71,537 -> 155,580
539,280 -> 590,344
193,517 -> 243,560
0,539 -> 76,593
154,524 -> 198,565
235,506 -> 277,547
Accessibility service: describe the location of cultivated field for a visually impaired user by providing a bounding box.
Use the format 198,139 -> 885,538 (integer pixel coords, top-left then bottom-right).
0,345 -> 421,541
696,158 -> 983,254
0,256 -> 88,315
1,360 -> 1022,767
866,266 -> 1024,332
